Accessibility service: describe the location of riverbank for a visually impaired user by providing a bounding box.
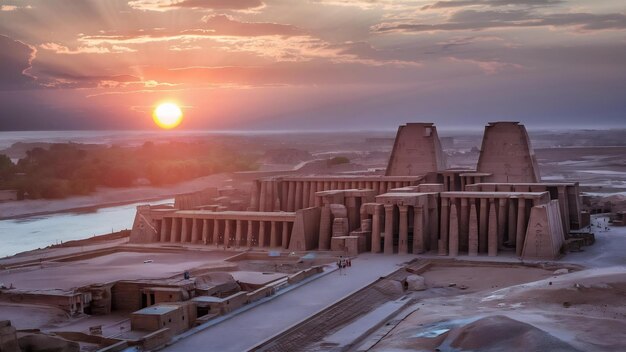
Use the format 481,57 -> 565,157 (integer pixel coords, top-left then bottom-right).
0,172 -> 235,220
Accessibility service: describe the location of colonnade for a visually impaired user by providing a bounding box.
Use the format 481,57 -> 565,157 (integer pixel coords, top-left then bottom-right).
250,176 -> 423,212
465,182 -> 582,232
155,215 -> 295,249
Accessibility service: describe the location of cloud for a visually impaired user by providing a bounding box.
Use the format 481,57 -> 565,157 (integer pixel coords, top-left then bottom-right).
201,14 -> 304,36
36,70 -> 142,89
0,35 -> 36,90
128,0 -> 264,11
421,0 -> 563,10
375,10 -> 626,32
1,4 -> 32,11
40,43 -> 136,55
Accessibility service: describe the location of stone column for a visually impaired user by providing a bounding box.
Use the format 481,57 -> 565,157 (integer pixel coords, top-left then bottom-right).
281,181 -> 289,211
439,198 -> 449,256
479,198 -> 488,253
202,219 -> 209,244
235,220 -> 243,248
372,205 -> 382,253
247,220 -> 254,247
318,204 -> 332,250
282,221 -> 290,249
270,221 -> 278,248
468,202 -> 478,256
557,186 -> 570,234
183,218 -> 192,242
347,197 -> 359,232
331,180 -> 338,189
413,205 -> 424,254
259,221 -> 266,247
302,181 -> 310,208
170,218 -> 179,243
287,181 -> 295,212
488,200 -> 498,256
430,199 -> 439,252
309,182 -> 317,207
449,203 -> 459,257
373,181 -> 380,194
443,176 -> 449,192
497,198 -> 506,249
508,199 -> 517,245
295,181 -> 303,211
265,181 -> 273,212
224,220 -> 232,247
213,219 -> 220,245
160,218 -> 169,242
191,218 -> 199,243
460,198 -> 469,252
515,198 -> 527,256
259,181 -> 267,212
398,205 -> 409,255
384,204 -> 395,254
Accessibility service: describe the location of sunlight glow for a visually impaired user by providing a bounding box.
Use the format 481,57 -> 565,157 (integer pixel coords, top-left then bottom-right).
153,102 -> 183,129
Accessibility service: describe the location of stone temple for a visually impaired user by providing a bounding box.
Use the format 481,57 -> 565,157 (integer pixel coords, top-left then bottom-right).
131,121 -> 586,260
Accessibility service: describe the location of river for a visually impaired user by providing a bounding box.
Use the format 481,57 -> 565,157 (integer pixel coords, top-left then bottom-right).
0,199 -> 173,258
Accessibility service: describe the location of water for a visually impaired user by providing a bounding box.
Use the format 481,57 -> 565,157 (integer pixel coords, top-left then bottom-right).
0,199 -> 172,258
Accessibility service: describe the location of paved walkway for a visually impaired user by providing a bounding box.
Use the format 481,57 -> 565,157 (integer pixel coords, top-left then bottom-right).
162,253 -> 415,352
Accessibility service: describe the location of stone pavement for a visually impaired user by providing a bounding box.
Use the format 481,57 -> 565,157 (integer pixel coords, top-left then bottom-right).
162,253 -> 414,352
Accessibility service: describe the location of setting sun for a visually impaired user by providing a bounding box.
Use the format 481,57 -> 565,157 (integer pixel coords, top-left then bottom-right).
153,102 -> 183,129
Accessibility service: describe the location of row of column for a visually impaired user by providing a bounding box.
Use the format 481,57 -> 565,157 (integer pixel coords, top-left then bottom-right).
252,179 -> 417,212
157,217 -> 293,249
368,201 -> 439,255
439,197 -> 531,257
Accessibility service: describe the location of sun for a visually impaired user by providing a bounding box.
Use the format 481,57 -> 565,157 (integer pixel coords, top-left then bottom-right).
153,102 -> 183,129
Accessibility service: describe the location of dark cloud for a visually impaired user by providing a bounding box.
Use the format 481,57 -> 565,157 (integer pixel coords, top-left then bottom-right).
0,35 -> 36,90
200,14 -> 303,36
376,10 -> 626,32
422,0 -> 563,10
164,0 -> 263,10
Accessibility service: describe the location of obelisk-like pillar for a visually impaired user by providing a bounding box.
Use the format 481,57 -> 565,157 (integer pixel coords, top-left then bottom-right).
488,200 -> 498,256
497,198 -> 506,249
413,205 -> 424,254
398,205 -> 409,255
247,220 -> 254,247
282,221 -> 290,248
287,181 -> 295,212
235,220 -> 243,248
191,218 -> 199,243
270,221 -> 278,248
213,219 -> 220,245
160,218 -> 169,242
170,218 -> 179,243
384,204 -> 395,254
479,198 -> 488,253
439,198 -> 449,256
371,205 -> 382,253
294,182 -> 303,211
460,198 -> 469,251
258,221 -> 266,247
468,202 -> 478,256
515,198 -> 527,256
449,203 -> 459,257
202,219 -> 209,244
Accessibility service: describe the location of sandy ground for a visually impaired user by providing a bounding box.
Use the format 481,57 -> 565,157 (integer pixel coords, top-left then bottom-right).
367,219 -> 626,352
0,303 -> 68,330
0,173 -> 234,219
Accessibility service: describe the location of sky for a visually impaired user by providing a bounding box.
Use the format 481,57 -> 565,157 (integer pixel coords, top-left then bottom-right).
0,0 -> 624,131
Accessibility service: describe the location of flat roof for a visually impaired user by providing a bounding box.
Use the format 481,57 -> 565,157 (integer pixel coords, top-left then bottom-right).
468,182 -> 578,187
133,305 -> 178,315
170,210 -> 296,221
192,296 -> 224,303
441,191 -> 549,199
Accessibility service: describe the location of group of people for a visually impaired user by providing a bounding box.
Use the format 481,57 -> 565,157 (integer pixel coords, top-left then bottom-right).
337,256 -> 352,275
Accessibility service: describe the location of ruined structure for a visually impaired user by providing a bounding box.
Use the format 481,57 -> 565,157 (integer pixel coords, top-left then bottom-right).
131,121 -> 585,261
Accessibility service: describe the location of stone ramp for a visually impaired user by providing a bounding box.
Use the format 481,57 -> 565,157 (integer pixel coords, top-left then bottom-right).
251,267 -> 416,352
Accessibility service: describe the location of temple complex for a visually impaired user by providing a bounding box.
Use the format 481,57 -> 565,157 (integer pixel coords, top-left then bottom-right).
130,121 -> 587,261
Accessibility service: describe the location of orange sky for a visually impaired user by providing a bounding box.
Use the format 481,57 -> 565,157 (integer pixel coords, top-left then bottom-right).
0,0 -> 625,130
